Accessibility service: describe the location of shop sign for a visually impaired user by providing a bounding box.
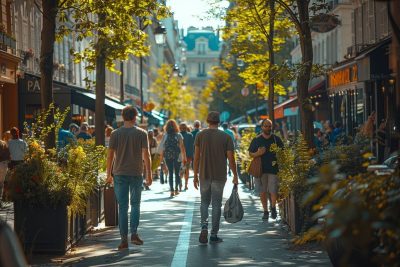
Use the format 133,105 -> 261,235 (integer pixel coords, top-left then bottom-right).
27,78 -> 41,92
310,14 -> 341,33
329,64 -> 358,88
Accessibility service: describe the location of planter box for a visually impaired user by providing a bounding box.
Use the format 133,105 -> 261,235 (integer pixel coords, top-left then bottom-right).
14,201 -> 68,254
281,194 -> 303,234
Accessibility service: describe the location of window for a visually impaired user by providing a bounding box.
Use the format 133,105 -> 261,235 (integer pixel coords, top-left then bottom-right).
197,62 -> 206,77
198,43 -> 206,55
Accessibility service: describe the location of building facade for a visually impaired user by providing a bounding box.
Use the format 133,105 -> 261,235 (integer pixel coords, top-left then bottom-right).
0,0 -> 19,139
183,26 -> 221,93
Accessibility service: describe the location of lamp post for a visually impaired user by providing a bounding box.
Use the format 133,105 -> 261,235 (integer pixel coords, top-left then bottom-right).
139,23 -> 167,124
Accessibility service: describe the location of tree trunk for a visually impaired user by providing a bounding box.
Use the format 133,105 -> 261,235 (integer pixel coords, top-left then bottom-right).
268,0 -> 275,126
296,0 -> 314,147
390,0 -> 400,159
40,0 -> 58,149
95,14 -> 106,146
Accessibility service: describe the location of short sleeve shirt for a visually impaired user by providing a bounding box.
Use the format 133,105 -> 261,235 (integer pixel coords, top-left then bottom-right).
181,131 -> 194,158
109,126 -> 149,176
195,128 -> 234,182
248,134 -> 284,174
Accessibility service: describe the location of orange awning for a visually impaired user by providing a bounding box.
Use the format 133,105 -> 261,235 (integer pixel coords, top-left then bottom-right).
274,97 -> 298,119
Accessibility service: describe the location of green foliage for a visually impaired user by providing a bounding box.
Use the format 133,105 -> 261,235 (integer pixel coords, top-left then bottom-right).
150,64 -> 195,121
223,0 -> 292,98
57,0 -> 170,81
6,142 -> 71,208
200,66 -> 231,121
236,130 -> 257,174
5,106 -> 106,215
60,139 -> 107,214
299,162 -> 400,266
272,133 -> 313,200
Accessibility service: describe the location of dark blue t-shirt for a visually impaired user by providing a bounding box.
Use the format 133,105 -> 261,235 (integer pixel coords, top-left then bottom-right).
181,131 -> 194,158
248,134 -> 284,174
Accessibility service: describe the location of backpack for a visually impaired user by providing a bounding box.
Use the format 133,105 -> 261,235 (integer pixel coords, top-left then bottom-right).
164,133 -> 180,160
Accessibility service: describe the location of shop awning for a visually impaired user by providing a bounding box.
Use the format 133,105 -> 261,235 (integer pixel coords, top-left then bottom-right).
274,97 -> 298,119
72,90 -> 130,119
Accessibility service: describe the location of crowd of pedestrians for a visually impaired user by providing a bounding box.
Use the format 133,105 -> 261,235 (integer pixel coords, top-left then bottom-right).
0,106 -> 285,251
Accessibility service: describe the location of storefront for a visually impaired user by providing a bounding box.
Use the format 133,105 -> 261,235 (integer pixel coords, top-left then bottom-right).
18,73 -> 125,130
0,49 -> 20,138
327,62 -> 364,136
328,36 -> 396,161
274,79 -> 328,132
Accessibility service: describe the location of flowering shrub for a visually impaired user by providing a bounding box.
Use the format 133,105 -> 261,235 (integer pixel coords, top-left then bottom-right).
5,105 -> 106,214
6,140 -> 71,207
236,130 -> 257,174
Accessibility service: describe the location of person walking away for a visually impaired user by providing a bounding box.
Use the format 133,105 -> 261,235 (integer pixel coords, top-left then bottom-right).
179,122 -> 194,190
193,111 -> 238,244
191,120 -> 201,141
221,122 -> 235,142
0,140 -> 10,201
8,127 -> 27,170
159,120 -> 187,197
106,106 -> 152,250
145,130 -> 158,189
77,124 -> 92,140
105,126 -> 114,147
248,119 -> 284,221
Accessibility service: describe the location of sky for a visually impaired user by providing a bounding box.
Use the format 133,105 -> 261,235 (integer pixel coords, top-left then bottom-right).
166,0 -> 228,31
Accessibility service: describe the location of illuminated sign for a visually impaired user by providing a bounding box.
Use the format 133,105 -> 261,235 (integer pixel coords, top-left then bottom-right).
329,65 -> 358,88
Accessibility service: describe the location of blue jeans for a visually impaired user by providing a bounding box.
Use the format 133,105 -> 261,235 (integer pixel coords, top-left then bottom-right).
113,175 -> 143,241
165,158 -> 181,191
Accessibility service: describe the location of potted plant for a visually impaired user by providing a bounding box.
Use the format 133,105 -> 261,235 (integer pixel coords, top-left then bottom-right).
7,141 -> 71,254
4,105 -> 106,254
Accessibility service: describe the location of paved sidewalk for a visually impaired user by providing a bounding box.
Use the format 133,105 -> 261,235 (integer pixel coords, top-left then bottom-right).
23,178 -> 331,266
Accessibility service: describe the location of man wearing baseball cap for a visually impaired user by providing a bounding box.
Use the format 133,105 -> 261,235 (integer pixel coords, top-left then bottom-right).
193,111 -> 238,244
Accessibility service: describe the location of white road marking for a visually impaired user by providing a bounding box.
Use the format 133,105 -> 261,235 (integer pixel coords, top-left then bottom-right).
170,196 -> 195,267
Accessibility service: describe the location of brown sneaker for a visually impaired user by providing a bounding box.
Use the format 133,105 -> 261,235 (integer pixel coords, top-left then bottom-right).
175,189 -> 179,195
131,233 -> 144,245
170,191 -> 174,197
118,241 -> 128,250
199,229 -> 208,244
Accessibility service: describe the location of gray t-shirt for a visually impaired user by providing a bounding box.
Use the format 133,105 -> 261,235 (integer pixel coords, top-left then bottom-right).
195,128 -> 234,182
8,139 -> 28,161
109,126 -> 149,176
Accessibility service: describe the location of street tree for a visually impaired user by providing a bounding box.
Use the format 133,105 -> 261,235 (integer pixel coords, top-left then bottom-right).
200,66 -> 231,121
56,0 -> 169,145
271,0 -> 330,146
40,0 -> 59,149
150,64 -> 195,121
223,0 -> 292,125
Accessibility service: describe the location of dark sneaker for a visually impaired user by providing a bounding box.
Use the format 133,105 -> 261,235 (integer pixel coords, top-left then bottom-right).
209,235 -> 223,244
199,229 -> 208,244
262,211 -> 269,221
131,233 -> 144,245
271,207 -> 277,220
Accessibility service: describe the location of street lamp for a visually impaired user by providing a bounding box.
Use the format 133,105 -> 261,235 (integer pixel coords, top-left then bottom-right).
139,23 -> 167,124
154,24 -> 167,45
